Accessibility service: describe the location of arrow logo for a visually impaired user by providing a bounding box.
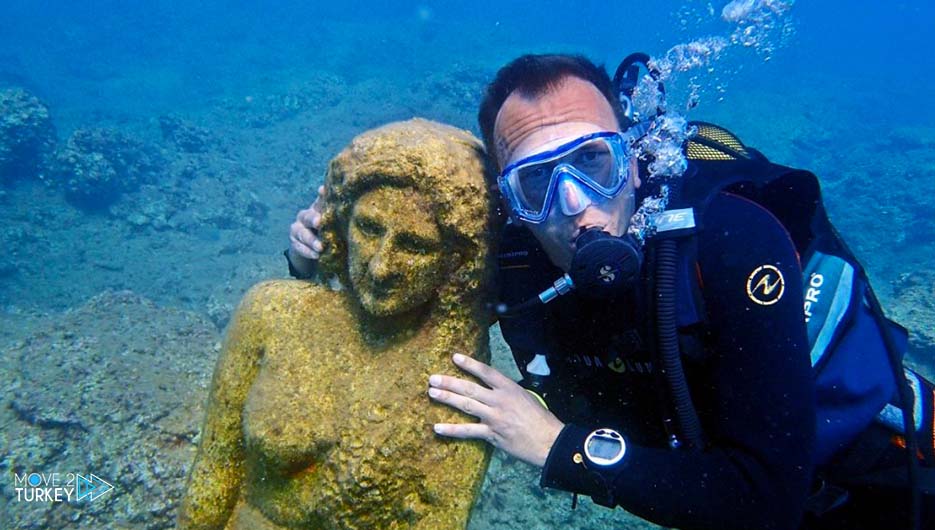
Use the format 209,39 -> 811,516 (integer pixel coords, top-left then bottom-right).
745,264 -> 785,306
76,474 -> 114,502
753,273 -> 781,296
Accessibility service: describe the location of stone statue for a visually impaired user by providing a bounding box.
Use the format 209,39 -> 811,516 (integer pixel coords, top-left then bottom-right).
178,119 -> 496,530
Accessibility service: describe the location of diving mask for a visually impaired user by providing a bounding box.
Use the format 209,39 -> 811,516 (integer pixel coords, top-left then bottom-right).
498,131 -> 630,224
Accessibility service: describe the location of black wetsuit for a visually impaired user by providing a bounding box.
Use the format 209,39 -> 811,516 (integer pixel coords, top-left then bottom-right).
498,191 -> 816,530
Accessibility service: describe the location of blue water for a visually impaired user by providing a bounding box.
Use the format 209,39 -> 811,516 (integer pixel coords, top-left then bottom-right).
1,1 -> 934,528
3,2 -> 933,120
3,0 -> 931,305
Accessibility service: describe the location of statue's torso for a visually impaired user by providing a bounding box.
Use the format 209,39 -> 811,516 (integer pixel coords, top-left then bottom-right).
231,285 -> 485,529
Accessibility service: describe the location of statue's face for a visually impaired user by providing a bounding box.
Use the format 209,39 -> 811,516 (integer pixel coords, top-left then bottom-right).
347,186 -> 449,316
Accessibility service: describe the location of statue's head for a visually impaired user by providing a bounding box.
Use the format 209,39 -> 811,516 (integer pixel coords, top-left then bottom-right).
319,119 -> 496,319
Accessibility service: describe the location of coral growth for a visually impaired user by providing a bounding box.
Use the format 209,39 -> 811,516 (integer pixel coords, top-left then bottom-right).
50,127 -> 163,209
0,87 -> 56,185
159,115 -> 213,153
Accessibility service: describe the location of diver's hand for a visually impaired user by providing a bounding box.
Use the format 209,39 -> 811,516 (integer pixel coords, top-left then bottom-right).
429,353 -> 564,468
288,185 -> 326,272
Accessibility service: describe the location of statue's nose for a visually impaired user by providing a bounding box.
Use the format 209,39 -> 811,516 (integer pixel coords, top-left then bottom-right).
368,238 -> 397,279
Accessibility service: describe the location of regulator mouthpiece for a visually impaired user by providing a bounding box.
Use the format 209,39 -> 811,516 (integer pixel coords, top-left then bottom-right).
568,228 -> 642,299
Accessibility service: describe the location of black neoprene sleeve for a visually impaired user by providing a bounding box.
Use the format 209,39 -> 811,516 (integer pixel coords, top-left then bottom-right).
540,192 -> 816,530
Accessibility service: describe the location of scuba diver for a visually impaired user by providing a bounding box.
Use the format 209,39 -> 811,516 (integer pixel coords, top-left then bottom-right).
286,54 -> 935,530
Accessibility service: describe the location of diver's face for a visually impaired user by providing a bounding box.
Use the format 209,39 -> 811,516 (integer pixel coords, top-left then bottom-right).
494,76 -> 640,271
347,186 -> 449,316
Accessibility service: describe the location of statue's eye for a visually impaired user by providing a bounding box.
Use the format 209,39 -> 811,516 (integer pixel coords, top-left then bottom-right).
396,234 -> 438,255
354,217 -> 383,237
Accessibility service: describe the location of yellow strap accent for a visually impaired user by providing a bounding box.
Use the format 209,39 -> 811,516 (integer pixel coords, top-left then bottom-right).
525,389 -> 549,410
687,123 -> 751,161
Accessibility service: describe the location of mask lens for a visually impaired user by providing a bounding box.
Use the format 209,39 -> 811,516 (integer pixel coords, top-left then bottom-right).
503,133 -> 627,222
514,163 -> 554,214
568,139 -> 615,188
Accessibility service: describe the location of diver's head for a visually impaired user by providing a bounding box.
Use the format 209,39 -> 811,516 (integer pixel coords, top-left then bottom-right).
478,55 -> 641,271
478,53 -> 627,173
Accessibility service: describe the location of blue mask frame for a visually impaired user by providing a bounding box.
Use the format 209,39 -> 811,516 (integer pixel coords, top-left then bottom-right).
498,131 -> 630,224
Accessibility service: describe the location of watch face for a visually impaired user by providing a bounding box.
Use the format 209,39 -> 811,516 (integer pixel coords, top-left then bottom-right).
587,436 -> 621,459
585,428 -> 626,466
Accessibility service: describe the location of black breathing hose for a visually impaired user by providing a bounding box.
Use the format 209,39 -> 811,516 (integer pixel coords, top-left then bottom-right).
655,239 -> 704,449
864,286 -> 920,530
830,222 -> 920,530
493,297 -> 541,319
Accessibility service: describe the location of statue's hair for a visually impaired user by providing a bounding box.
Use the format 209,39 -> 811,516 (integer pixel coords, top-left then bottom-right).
318,119 -> 497,344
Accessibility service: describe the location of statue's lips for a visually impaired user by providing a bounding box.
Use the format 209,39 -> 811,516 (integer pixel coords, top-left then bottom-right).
361,278 -> 401,300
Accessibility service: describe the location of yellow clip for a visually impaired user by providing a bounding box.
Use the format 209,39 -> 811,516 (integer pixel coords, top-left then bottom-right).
525,389 -> 549,410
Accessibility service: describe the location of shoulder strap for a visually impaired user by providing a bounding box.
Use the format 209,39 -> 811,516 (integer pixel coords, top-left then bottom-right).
664,121 -> 825,258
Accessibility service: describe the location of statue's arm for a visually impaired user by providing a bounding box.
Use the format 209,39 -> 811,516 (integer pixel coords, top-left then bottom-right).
413,440 -> 492,530
177,285 -> 272,530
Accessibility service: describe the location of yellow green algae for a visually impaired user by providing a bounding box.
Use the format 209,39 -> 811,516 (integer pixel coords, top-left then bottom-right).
178,119 -> 497,530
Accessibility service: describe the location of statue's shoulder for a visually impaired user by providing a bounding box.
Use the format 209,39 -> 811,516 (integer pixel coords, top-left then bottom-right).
237,279 -> 333,320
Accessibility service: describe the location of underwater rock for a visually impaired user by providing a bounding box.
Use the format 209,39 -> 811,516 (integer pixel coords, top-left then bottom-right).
49,127 -> 163,210
158,115 -> 213,153
890,271 -> 935,381
0,291 -> 218,530
237,72 -> 347,128
0,87 -> 56,185
179,119 -> 496,530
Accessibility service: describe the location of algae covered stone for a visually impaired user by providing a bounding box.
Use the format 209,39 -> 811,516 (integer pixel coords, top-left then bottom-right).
179,118 -> 497,529
50,127 -> 163,209
0,87 -> 56,184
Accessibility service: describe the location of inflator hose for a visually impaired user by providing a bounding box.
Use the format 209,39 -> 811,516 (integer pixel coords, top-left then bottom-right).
655,239 -> 704,449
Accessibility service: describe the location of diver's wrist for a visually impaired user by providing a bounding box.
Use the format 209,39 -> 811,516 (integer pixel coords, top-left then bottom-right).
285,248 -> 318,279
532,418 -> 565,468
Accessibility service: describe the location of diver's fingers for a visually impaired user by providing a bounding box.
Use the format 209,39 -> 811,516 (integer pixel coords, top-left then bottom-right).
297,208 -> 322,230
428,374 -> 494,405
309,186 -> 326,214
432,422 -> 494,443
428,387 -> 494,420
290,218 -> 324,252
290,232 -> 320,260
451,353 -> 512,389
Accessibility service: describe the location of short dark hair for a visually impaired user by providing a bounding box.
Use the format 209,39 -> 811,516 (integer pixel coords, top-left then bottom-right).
477,54 -> 624,172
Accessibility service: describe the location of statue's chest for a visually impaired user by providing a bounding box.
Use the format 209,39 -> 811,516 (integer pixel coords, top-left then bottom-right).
241,337 -> 431,467
235,328 -> 459,528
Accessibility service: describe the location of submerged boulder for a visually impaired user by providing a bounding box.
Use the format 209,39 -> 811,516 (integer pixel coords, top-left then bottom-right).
158,115 -> 213,153
0,87 -> 56,185
890,270 -> 935,381
50,127 -> 163,210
